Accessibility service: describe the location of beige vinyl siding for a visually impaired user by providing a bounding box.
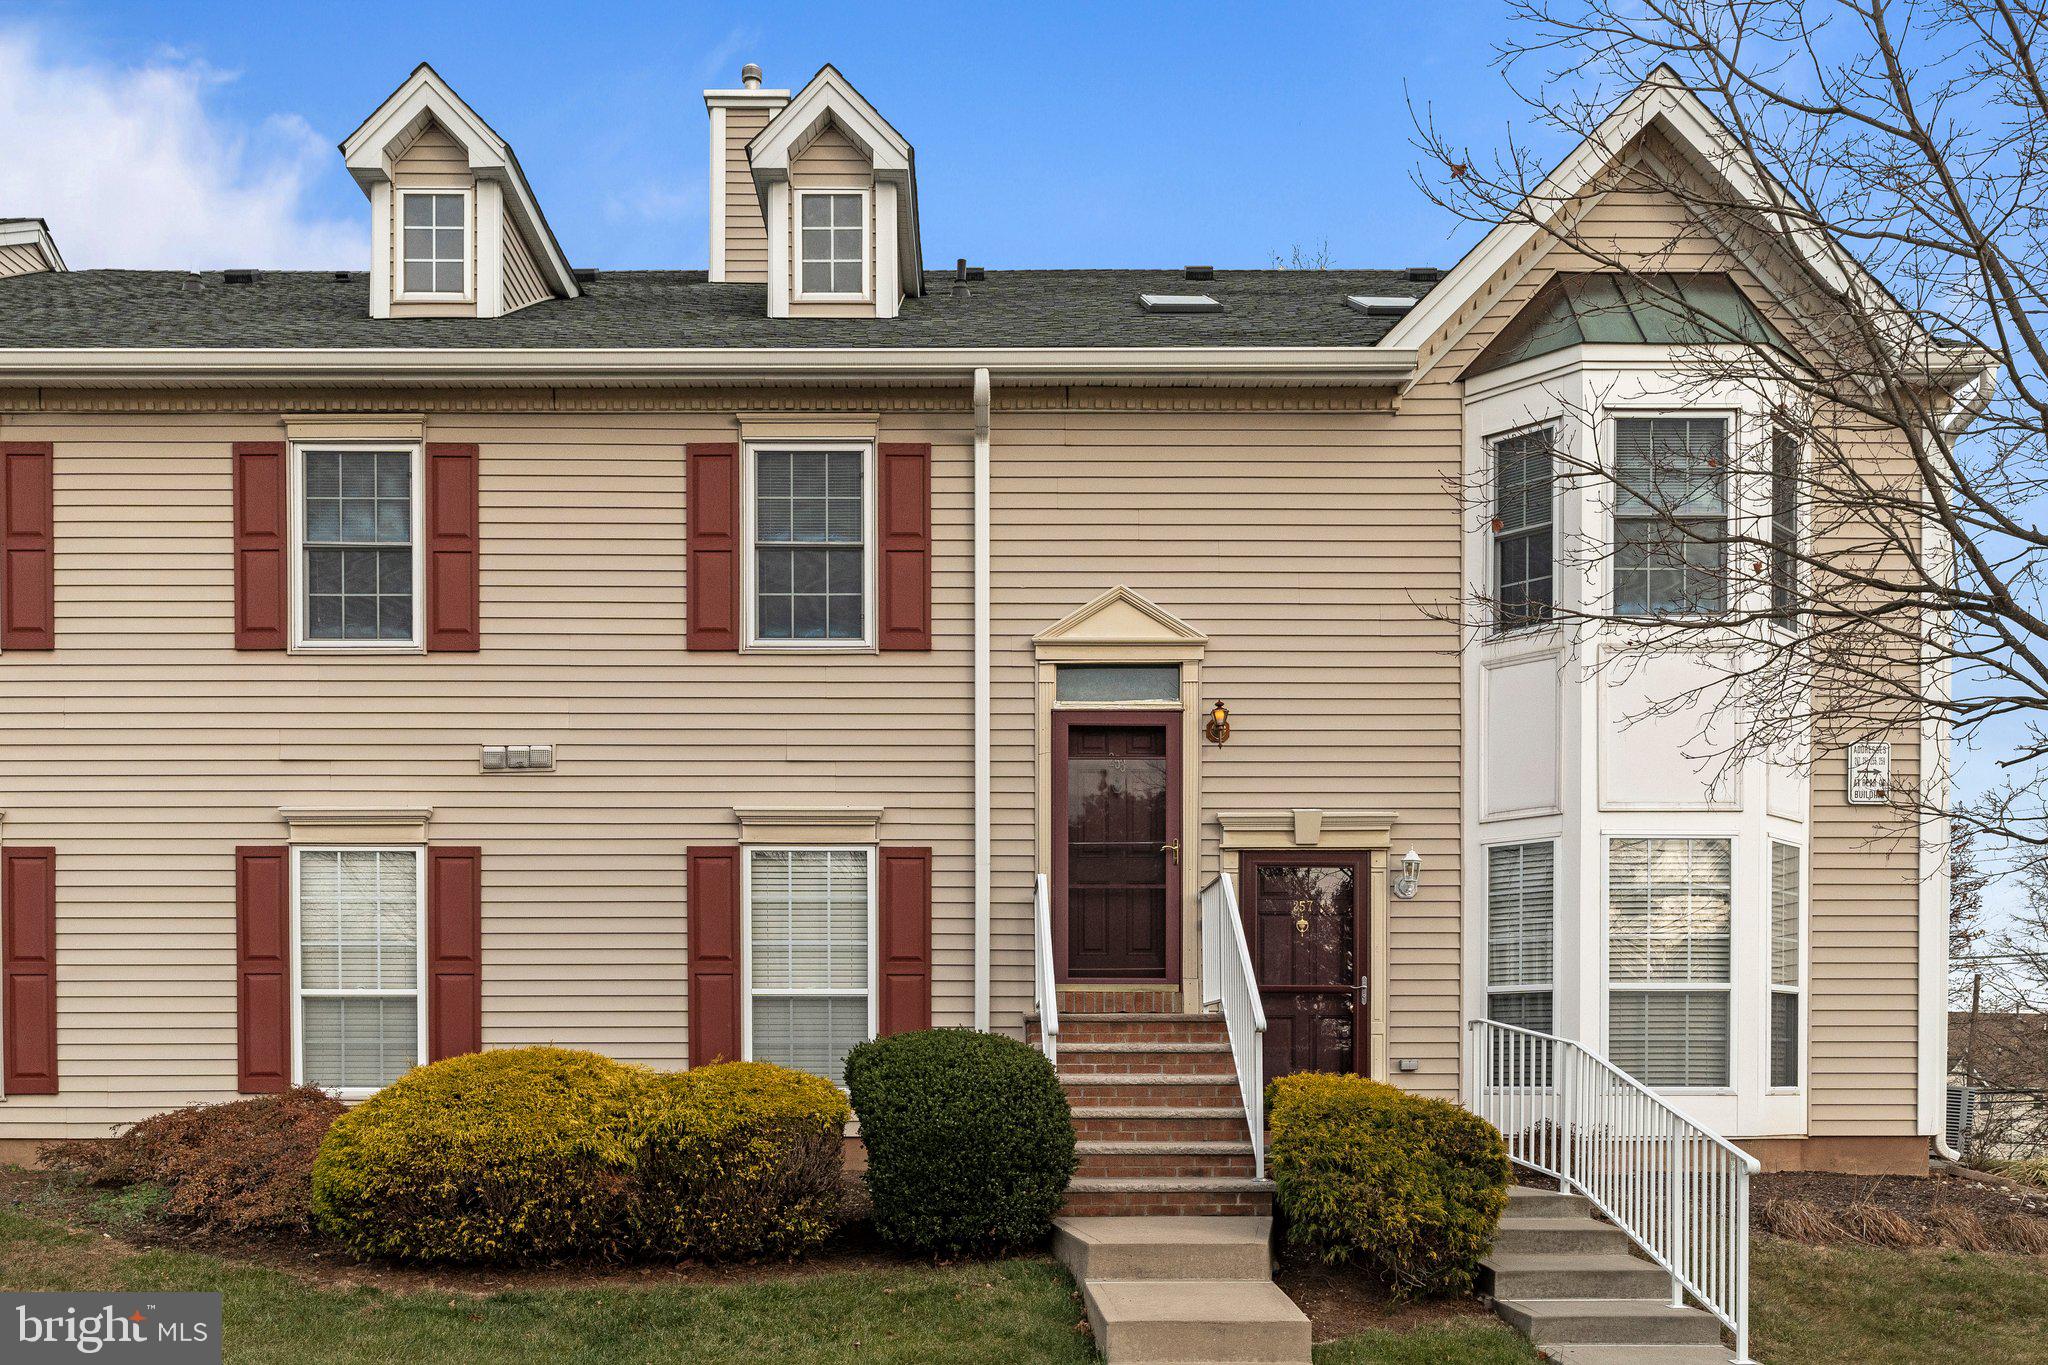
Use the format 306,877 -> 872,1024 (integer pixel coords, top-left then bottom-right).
0,399 -> 974,1138
786,125 -> 877,317
721,106 -> 773,283
988,388 -> 1467,1093
501,225 -> 549,313
389,120 -> 476,319
0,242 -> 50,278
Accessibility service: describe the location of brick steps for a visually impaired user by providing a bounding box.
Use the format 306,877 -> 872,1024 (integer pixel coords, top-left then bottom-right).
1078,1139 -> 1257,1180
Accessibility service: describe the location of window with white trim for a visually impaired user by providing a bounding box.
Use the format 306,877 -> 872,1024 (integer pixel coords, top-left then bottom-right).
1491,428 -> 1554,630
747,847 -> 873,1085
1612,416 -> 1728,616
295,847 -> 423,1094
297,446 -> 421,647
1769,432 -> 1799,614
1486,842 -> 1554,1033
797,191 -> 867,297
750,446 -> 870,645
1770,841 -> 1802,1088
399,191 -> 468,297
1608,837 -> 1731,1088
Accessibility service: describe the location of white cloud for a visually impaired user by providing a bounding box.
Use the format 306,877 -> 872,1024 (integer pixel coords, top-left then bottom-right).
0,27 -> 361,269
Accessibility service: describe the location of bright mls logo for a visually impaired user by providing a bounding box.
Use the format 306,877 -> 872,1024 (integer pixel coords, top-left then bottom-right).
3,1294 -> 220,1363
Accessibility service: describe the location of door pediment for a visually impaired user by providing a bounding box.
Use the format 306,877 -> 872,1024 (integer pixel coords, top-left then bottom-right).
1034,585 -> 1207,662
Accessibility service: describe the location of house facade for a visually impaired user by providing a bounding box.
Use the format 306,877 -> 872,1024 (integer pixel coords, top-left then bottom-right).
0,61 -> 1950,1177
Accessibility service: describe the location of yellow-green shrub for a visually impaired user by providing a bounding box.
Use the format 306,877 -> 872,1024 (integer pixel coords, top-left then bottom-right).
630,1061 -> 849,1261
1266,1072 -> 1510,1297
311,1047 -> 656,1265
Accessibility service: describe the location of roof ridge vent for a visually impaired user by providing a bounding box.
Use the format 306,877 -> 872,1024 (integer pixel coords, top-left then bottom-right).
222,269 -> 257,285
1184,265 -> 1214,281
1405,266 -> 1443,283
1140,292 -> 1224,314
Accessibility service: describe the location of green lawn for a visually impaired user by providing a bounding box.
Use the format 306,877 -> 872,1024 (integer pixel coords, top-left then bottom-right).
1751,1238 -> 2048,1364
1312,1321 -> 1538,1363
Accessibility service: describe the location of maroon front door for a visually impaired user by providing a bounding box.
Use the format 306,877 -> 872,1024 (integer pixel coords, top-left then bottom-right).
1242,854 -> 1367,1078
1053,711 -> 1181,981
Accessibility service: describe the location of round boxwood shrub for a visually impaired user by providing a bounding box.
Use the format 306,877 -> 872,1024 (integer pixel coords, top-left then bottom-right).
844,1028 -> 1076,1257
630,1060 -> 849,1262
311,1047 -> 656,1264
1266,1072 -> 1511,1296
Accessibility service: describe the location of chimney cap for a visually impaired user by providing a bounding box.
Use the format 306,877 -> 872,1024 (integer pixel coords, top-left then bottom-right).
741,63 -> 762,89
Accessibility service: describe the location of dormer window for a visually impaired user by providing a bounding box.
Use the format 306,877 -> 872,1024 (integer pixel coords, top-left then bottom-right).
398,190 -> 470,299
796,190 -> 868,300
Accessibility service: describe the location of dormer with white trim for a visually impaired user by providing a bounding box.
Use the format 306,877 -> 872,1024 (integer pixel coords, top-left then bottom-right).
0,219 -> 65,278
340,64 -> 578,320
705,64 -> 923,319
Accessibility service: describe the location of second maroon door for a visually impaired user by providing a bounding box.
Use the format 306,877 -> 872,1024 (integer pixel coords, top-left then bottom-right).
1054,712 -> 1180,980
1243,854 -> 1367,1078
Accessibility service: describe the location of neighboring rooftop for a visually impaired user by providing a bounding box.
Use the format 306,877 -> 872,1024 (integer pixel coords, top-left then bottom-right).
0,267 -> 1439,350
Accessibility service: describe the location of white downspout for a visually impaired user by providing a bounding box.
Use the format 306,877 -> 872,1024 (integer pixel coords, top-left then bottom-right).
973,366 -> 992,1031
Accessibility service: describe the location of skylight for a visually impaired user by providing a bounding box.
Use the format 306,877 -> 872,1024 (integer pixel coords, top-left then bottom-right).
1139,293 -> 1224,314
1347,295 -> 1418,317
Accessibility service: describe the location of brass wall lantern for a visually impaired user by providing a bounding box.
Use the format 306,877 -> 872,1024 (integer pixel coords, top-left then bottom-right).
1205,701 -> 1231,745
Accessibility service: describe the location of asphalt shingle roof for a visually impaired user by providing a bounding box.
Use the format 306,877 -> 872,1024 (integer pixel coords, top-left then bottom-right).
0,268 -> 1436,349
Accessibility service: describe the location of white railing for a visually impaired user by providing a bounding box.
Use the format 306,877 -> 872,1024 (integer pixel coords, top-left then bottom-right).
1467,1018 -> 1759,1364
1032,873 -> 1059,1067
1200,874 -> 1267,1180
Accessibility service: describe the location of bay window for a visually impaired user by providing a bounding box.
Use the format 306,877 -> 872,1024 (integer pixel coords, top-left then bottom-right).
1612,415 -> 1728,615
746,847 -> 873,1085
1486,842 -> 1555,1034
295,847 -> 424,1095
1771,841 -> 1803,1088
1491,427 -> 1555,629
1607,836 -> 1732,1088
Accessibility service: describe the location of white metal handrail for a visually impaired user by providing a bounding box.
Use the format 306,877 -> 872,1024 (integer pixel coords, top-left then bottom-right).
1200,874 -> 1267,1179
1467,1018 -> 1759,1364
1032,873 -> 1059,1067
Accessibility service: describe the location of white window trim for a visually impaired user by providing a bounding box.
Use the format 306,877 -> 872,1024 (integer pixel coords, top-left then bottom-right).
1602,407 -> 1740,622
288,440 -> 427,654
740,844 -> 879,1083
1767,836 -> 1807,1094
741,439 -> 878,652
1486,419 -> 1560,636
289,843 -> 427,1101
1601,831 -> 1738,1095
1484,837 -> 1556,1022
791,187 -> 873,304
393,187 -> 476,303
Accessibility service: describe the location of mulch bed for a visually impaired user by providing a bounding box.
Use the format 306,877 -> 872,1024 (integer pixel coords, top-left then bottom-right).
1754,1166 -> 2048,1254
1272,1245 -> 1494,1344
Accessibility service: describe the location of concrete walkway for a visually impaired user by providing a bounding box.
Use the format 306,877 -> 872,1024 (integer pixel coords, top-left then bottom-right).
1052,1215 -> 1311,1364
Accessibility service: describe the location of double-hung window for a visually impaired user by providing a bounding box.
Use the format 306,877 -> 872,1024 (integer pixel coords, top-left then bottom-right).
1770,841 -> 1802,1088
1608,837 -> 1732,1088
294,847 -> 424,1096
399,190 -> 468,298
1612,416 -> 1728,616
796,191 -> 867,299
296,445 -> 421,648
749,445 -> 871,646
1769,432 -> 1799,614
1491,428 -> 1554,629
746,847 -> 874,1085
1486,842 -> 1555,1033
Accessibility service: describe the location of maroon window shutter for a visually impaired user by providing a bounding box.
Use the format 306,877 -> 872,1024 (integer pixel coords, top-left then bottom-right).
687,847 -> 743,1065
1,443 -> 55,651
877,443 -> 932,651
877,846 -> 933,1035
685,443 -> 742,650
427,847 -> 483,1060
425,443 -> 481,652
232,442 -> 289,650
2,848 -> 58,1095
235,846 -> 290,1093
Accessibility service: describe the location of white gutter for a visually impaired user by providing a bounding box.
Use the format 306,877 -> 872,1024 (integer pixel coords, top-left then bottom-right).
972,366 -> 992,1031
0,346 -> 1419,387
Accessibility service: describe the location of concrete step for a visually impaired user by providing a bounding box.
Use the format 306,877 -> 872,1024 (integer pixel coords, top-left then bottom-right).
1539,1346 -> 1734,1364
1505,1185 -> 1593,1219
1052,1215 -> 1273,1282
1493,1297 -> 1726,1347
1078,1139 -> 1256,1180
1480,1251 -> 1671,1300
1082,1278 -> 1311,1364
1490,1214 -> 1632,1256
1062,1176 -> 1275,1218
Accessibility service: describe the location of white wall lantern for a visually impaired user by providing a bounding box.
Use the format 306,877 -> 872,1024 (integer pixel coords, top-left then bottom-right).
1392,848 -> 1422,900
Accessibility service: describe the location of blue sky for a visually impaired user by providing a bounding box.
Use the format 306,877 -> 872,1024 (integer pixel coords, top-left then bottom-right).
0,0 -> 1563,272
